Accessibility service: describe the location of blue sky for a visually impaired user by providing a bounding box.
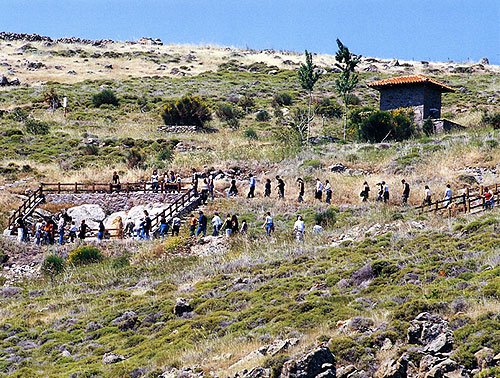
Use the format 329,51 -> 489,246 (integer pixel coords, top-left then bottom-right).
3,0 -> 499,64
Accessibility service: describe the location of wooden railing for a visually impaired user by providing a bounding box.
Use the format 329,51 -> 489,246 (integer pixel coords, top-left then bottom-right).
150,188 -> 199,231
8,185 -> 45,230
415,183 -> 500,215
7,181 -> 185,230
40,181 -> 181,194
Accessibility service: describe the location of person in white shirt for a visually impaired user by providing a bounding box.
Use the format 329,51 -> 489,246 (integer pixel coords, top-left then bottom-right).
294,215 -> 305,242
151,170 -> 159,193
443,184 -> 452,207
324,180 -> 332,204
212,212 -> 223,236
315,179 -> 323,202
423,185 -> 432,206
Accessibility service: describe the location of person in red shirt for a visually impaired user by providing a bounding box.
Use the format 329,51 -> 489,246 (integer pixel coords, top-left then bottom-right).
484,187 -> 494,209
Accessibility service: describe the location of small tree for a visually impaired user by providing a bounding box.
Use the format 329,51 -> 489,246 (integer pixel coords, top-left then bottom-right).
297,50 -> 321,142
334,39 -> 361,140
161,96 -> 212,127
43,88 -> 60,112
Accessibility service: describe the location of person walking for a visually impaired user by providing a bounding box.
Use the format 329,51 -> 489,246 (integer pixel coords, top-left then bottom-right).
172,216 -> 181,236
200,178 -> 209,205
401,179 -> 410,206
189,214 -> 198,236
276,176 -> 285,199
423,185 -> 432,206
134,218 -> 142,240
78,220 -> 88,242
376,182 -> 384,202
212,212 -> 223,236
97,220 -> 105,241
151,170 -> 159,193
294,215 -> 305,242
325,180 -> 332,204
361,181 -> 370,202
297,178 -> 305,203
247,174 -> 256,198
192,168 -> 199,197
34,220 -> 43,246
159,216 -> 169,239
143,211 -> 152,240
222,213 -> 233,237
57,216 -> 66,245
112,171 -> 121,192
240,219 -> 248,234
209,174 -> 215,201
443,184 -> 452,207
264,179 -> 271,198
228,176 -> 238,197
315,178 -> 323,202
196,211 -> 208,237
484,187 -> 494,209
231,215 -> 239,236
383,181 -> 390,203
262,212 -> 274,236
16,218 -> 25,243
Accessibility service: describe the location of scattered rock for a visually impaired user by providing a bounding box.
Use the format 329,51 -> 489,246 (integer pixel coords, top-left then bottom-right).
102,352 -> 126,364
281,345 -> 336,378
376,352 -> 408,378
67,204 -> 106,229
111,311 -> 138,331
474,347 -> 494,370
0,286 -> 23,298
329,163 -> 347,172
407,313 -> 453,354
479,57 -> 489,65
174,298 -> 192,316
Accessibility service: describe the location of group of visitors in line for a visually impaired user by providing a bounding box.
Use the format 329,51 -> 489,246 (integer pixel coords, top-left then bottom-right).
14,167 -> 498,245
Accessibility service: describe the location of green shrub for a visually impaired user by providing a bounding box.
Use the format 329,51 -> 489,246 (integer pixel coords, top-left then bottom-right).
316,97 -> 342,119
314,207 -> 337,227
68,245 -> 102,265
358,109 -> 416,142
301,159 -> 322,169
215,103 -> 243,121
225,118 -> 240,130
41,254 -> 65,278
256,110 -> 271,122
127,149 -> 143,169
7,108 -> 29,122
422,118 -> 435,136
244,128 -> 258,140
160,96 -> 212,127
481,111 -> 500,129
92,89 -> 119,107
238,94 -> 256,113
272,92 -> 293,107
25,118 -> 50,135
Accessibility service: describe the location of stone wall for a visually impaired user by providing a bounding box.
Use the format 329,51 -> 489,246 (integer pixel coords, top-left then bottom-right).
379,84 -> 443,127
157,125 -> 199,133
46,192 -> 183,214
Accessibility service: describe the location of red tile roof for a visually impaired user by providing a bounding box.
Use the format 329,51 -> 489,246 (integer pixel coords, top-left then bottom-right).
367,75 -> 455,92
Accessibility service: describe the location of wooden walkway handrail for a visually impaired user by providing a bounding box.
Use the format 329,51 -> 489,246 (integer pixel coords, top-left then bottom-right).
40,181 -> 183,194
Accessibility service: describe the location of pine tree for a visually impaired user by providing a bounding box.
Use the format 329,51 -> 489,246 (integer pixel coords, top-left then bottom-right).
334,39 -> 361,140
298,50 -> 321,143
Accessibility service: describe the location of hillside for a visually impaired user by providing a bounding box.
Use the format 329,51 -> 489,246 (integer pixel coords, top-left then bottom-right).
0,33 -> 500,378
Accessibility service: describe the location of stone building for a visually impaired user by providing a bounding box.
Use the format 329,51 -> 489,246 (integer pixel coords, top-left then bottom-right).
367,74 -> 455,128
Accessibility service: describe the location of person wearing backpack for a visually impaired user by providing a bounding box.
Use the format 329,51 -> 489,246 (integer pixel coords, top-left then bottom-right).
360,181 -> 370,202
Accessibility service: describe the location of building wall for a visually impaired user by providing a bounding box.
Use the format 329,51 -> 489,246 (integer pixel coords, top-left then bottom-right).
379,84 -> 443,127
423,86 -> 442,119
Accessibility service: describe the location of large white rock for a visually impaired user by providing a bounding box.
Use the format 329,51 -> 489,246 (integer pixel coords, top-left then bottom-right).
104,211 -> 127,229
67,204 -> 105,229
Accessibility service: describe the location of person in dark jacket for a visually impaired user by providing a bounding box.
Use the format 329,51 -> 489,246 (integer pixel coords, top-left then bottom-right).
402,179 -> 410,205
196,211 -> 208,237
264,179 -> 271,197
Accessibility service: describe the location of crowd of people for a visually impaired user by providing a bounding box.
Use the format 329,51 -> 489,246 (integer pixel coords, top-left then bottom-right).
12,169 -> 498,246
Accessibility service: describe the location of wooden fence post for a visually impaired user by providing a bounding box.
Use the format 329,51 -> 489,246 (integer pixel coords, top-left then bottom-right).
58,182 -> 61,194
480,186 -> 484,196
